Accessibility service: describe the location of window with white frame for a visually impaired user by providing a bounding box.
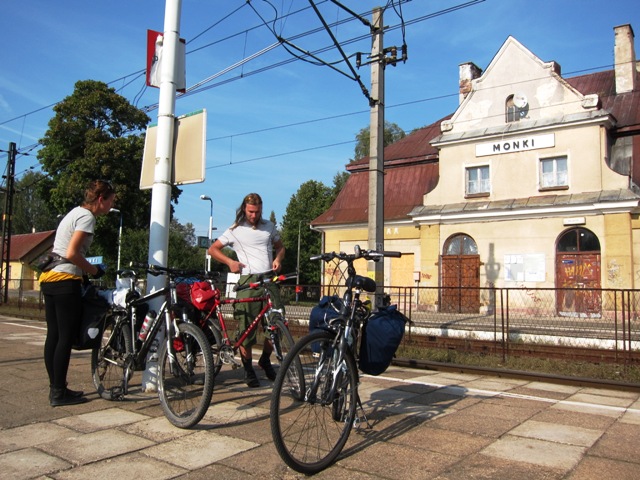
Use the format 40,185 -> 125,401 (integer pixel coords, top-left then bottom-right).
539,156 -> 568,189
466,165 -> 490,196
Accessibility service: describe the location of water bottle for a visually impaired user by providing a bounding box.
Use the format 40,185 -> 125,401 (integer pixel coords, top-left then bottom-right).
138,310 -> 156,341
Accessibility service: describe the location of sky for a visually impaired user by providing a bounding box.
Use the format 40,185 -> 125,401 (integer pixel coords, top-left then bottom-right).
2,0 -> 640,245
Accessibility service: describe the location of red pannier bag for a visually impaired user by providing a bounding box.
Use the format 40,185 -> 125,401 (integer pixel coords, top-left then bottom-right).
190,281 -> 218,311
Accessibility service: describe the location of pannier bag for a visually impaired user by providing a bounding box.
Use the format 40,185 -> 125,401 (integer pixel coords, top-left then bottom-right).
309,295 -> 343,331
176,280 -> 218,311
309,295 -> 343,353
358,305 -> 408,375
73,285 -> 110,350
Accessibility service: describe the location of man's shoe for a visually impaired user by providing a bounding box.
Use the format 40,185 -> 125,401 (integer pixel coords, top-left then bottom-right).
244,368 -> 260,388
259,355 -> 277,381
242,356 -> 260,388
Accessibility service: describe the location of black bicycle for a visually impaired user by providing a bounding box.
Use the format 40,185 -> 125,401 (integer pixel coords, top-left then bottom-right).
91,264 -> 214,429
270,246 -> 401,474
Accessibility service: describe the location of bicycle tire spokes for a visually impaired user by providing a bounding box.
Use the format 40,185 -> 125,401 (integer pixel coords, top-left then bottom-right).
158,323 -> 214,429
271,331 -> 357,474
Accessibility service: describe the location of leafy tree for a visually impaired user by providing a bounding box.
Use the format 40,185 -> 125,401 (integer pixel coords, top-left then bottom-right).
117,220 -> 204,274
5,171 -> 57,234
280,179 -> 338,284
36,79 -> 183,269
352,121 -> 406,161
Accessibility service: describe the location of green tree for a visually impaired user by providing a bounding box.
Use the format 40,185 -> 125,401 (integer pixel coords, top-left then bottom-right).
5,171 -> 57,234
352,121 -> 406,161
36,79 -> 183,269
280,179 -> 339,284
118,220 -> 204,273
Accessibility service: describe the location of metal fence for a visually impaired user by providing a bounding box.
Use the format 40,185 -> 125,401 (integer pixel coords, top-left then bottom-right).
5,279 -> 640,362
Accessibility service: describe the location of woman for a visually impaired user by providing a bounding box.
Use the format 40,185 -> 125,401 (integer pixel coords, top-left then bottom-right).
40,180 -> 115,406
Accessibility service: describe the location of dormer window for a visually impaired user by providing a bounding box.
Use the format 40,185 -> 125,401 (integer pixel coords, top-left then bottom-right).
506,93 -> 529,122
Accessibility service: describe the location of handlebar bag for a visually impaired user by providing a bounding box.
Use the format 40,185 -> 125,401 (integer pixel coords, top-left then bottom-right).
358,305 -> 408,375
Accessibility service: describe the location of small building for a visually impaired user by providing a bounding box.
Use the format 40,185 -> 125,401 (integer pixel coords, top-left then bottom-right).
5,231 -> 55,291
312,24 -> 640,318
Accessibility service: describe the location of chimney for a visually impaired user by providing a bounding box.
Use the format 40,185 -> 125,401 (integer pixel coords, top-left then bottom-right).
614,24 -> 636,94
459,62 -> 482,104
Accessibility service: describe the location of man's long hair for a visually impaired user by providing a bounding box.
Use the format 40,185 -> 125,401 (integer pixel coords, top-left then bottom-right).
231,193 -> 263,229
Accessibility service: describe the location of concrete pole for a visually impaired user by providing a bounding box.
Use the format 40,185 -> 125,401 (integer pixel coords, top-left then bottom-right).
368,7 -> 385,307
142,0 -> 182,392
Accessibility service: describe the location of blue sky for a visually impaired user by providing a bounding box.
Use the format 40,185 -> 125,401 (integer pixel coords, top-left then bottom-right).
2,0 -> 639,242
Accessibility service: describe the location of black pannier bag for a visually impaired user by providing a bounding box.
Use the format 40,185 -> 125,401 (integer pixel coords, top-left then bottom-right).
358,305 -> 408,375
73,285 -> 110,350
309,295 -> 343,332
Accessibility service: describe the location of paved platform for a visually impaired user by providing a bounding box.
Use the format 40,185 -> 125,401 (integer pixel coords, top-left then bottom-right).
1,314 -> 640,479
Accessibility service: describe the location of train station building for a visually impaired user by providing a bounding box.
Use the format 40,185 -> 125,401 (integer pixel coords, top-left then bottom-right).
311,24 -> 640,317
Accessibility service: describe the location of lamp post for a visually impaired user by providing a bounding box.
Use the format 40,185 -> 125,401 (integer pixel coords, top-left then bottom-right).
110,208 -> 123,273
296,220 -> 302,302
200,195 -> 213,271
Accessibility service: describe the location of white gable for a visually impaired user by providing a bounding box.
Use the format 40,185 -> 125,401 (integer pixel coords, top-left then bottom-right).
441,37 -> 597,135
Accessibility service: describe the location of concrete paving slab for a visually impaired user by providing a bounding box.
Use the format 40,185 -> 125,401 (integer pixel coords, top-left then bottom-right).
565,392 -> 635,408
143,429 -> 258,470
589,422 -> 640,463
432,452 -> 564,480
392,424 -> 493,457
203,400 -> 270,426
551,400 -> 627,418
0,422 -> 78,454
509,420 -> 603,447
53,407 -> 152,433
579,387 -> 640,399
462,377 -> 530,392
38,428 -> 155,464
481,435 -> 586,470
337,439 -> 460,480
618,408 -> 640,425
565,455 -> 640,480
0,447 -> 71,480
54,451 -> 187,480
530,407 -> 618,430
524,381 -> 581,395
120,416 -> 198,442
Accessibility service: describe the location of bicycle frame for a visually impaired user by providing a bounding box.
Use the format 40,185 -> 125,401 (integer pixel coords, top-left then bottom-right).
197,272 -> 296,365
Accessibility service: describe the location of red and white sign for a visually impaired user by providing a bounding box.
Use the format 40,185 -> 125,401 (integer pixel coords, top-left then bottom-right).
146,29 -> 186,92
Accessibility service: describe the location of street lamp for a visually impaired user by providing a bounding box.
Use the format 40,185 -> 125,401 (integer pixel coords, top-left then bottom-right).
200,195 -> 213,271
110,208 -> 122,273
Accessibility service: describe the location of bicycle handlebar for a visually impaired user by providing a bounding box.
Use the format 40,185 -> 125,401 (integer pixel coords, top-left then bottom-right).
233,272 -> 298,292
310,246 -> 402,263
118,263 -> 222,280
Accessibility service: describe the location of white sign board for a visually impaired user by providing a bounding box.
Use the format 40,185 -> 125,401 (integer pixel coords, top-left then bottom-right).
476,133 -> 554,157
140,109 -> 207,189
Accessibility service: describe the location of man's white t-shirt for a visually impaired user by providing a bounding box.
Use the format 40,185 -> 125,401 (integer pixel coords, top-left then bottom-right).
217,220 -> 280,275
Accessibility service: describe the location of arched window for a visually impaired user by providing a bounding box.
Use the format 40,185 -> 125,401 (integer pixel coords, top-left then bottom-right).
505,94 -> 529,123
557,228 -> 600,252
444,234 -> 478,255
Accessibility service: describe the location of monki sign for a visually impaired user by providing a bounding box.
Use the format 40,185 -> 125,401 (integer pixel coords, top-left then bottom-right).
476,133 -> 555,157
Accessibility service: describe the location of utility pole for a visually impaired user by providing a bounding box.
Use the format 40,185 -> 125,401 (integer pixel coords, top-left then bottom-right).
143,0 -> 182,392
368,7 -> 385,307
0,142 -> 16,303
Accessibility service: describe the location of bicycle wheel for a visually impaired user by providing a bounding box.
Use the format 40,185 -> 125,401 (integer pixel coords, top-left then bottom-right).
91,312 -> 132,400
158,322 -> 214,428
205,318 -> 224,378
269,314 -> 296,363
270,330 -> 358,474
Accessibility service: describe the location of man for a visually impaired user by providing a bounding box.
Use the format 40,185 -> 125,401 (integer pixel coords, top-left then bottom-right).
208,193 -> 285,387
